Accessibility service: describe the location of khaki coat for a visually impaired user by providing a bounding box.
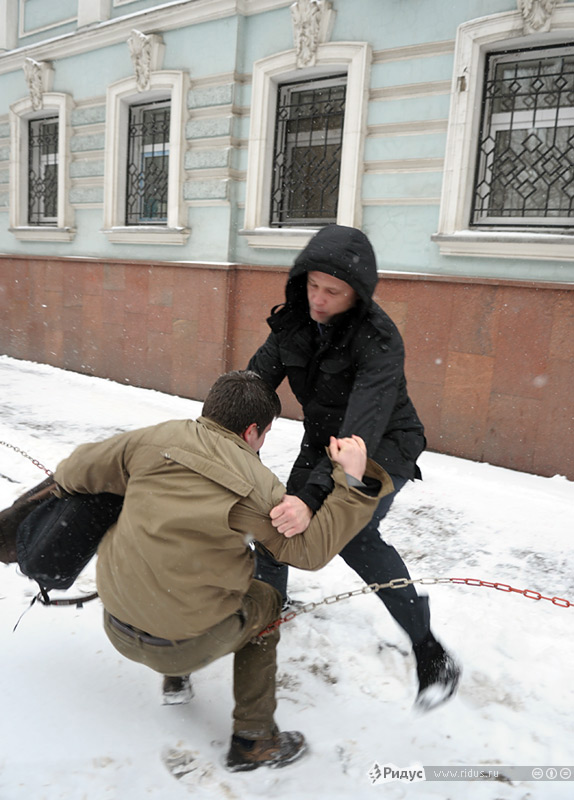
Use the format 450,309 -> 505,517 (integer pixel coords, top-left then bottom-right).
54,416 -> 392,639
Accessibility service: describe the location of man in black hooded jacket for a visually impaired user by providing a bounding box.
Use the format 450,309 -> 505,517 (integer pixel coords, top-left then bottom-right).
248,224 -> 460,710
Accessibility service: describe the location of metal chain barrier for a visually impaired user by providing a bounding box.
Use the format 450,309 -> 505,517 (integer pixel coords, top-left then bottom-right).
258,576 -> 573,637
0,441 -> 53,476
3,442 -> 572,625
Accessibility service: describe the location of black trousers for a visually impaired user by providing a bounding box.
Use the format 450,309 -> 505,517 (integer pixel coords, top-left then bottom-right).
255,474 -> 431,646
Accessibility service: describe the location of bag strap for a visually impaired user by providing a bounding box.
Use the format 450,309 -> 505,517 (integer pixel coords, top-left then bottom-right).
13,586 -> 99,632
35,586 -> 99,607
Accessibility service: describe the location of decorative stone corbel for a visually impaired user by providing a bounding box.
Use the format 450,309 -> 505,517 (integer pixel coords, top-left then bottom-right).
517,0 -> 559,34
23,58 -> 54,111
127,29 -> 165,92
290,0 -> 334,69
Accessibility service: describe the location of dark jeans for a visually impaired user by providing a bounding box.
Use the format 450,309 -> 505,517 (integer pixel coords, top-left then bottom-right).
255,475 -> 431,646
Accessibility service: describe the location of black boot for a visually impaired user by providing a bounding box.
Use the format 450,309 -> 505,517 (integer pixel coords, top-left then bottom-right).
0,477 -> 56,564
162,674 -> 193,705
413,633 -> 461,711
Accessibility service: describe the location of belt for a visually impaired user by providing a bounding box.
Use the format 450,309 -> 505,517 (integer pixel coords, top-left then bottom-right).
108,614 -> 180,647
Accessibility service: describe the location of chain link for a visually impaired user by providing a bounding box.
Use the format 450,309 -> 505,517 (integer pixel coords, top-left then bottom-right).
258,576 -> 573,636
2,442 -> 572,623
0,441 -> 53,476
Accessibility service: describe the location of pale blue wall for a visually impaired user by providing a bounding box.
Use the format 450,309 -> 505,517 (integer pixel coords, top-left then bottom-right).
161,18 -> 239,77
1,0 -> 573,282
17,0 -> 77,47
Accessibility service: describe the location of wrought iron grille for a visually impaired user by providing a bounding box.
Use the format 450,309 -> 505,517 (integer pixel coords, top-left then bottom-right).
471,45 -> 574,228
126,100 -> 170,225
28,117 -> 58,226
270,74 -> 347,227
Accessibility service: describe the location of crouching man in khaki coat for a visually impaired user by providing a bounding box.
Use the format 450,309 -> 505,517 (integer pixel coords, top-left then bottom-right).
51,370 -> 392,771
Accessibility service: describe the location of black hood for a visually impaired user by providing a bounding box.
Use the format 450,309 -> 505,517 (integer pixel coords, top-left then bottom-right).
285,225 -> 378,314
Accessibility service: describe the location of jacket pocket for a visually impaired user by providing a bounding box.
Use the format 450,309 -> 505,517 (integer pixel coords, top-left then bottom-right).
315,357 -> 354,406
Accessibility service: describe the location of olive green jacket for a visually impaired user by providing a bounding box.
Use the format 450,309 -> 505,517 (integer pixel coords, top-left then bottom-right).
54,416 -> 392,639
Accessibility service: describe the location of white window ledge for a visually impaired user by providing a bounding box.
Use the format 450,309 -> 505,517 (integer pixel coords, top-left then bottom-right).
102,226 -> 190,245
240,227 -> 317,250
9,226 -> 76,242
432,231 -> 574,262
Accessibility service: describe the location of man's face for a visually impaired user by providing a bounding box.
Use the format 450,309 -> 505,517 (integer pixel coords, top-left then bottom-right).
245,422 -> 272,452
307,271 -> 357,324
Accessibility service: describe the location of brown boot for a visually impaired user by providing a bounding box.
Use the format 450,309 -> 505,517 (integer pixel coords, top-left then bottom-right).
226,730 -> 307,772
0,477 -> 56,564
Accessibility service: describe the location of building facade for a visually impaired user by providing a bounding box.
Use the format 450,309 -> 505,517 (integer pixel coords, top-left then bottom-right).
0,0 -> 573,479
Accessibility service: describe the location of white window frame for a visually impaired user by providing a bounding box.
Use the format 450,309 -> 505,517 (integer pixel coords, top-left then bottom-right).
9,92 -> 75,241
433,5 -> 574,262
242,41 -> 371,250
102,70 -> 189,245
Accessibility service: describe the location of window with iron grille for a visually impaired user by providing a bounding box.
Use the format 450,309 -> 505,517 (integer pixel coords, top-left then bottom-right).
28,116 -> 58,226
471,45 -> 574,228
270,74 -> 347,227
126,100 -> 170,225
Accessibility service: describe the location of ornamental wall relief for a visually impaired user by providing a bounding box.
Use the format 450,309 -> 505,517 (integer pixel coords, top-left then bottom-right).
23,58 -> 54,111
290,0 -> 335,68
517,0 -> 559,34
127,29 -> 165,92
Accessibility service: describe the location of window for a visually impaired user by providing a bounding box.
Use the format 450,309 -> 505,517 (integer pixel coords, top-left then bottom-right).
472,46 -> 574,228
433,5 -> 574,261
242,42 -> 370,250
9,92 -> 74,241
103,71 -> 189,245
270,75 -> 347,227
28,116 -> 59,225
126,100 -> 170,225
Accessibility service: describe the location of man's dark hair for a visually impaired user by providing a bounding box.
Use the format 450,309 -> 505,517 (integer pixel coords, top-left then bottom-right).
202,370 -> 281,435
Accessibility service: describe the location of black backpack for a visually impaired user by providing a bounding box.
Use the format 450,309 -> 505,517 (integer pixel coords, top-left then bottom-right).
16,491 -> 123,601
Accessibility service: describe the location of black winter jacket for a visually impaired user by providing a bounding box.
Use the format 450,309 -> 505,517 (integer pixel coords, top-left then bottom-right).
248,225 -> 425,511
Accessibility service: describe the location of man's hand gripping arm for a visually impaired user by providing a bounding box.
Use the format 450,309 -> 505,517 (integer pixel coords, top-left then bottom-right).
269,435 -> 368,538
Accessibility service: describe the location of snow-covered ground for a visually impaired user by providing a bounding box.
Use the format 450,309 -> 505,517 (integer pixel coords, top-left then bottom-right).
0,354 -> 573,800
